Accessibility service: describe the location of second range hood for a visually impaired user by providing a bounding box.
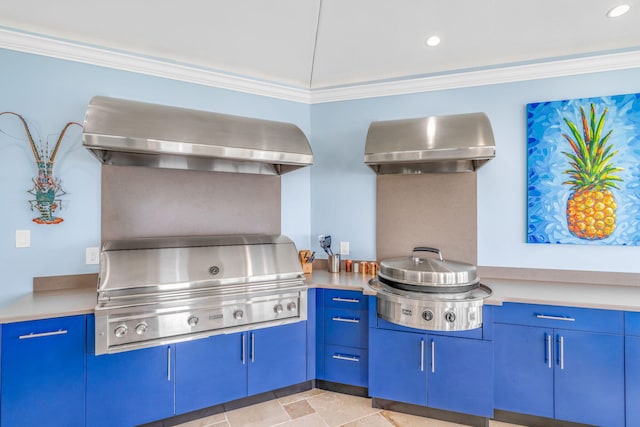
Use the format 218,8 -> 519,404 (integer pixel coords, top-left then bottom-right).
82,96 -> 313,175
364,112 -> 495,174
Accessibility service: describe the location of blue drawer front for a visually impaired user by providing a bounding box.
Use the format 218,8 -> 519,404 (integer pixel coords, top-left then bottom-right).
626,312 -> 640,336
324,289 -> 368,310
494,303 -> 623,334
324,344 -> 368,387
324,308 -> 368,348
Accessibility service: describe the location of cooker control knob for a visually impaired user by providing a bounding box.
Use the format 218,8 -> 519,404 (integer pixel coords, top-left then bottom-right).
422,310 -> 434,322
287,302 -> 297,311
187,315 -> 199,327
135,322 -> 148,335
444,311 -> 457,323
114,324 -> 128,338
234,310 -> 244,320
274,304 -> 284,314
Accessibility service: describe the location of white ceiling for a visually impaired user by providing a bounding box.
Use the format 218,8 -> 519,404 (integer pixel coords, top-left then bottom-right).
0,0 -> 639,93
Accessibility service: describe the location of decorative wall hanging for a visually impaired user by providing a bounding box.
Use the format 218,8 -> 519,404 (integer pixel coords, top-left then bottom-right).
0,112 -> 82,224
527,93 -> 640,245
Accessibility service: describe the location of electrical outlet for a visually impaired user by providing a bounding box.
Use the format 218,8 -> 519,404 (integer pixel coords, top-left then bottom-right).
340,241 -> 350,256
15,230 -> 30,248
86,247 -> 100,265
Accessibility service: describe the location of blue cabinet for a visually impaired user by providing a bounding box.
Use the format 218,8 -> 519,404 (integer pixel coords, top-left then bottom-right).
494,303 -> 624,427
626,312 -> 640,427
369,326 -> 493,417
86,344 -> 175,427
1,315 -> 86,427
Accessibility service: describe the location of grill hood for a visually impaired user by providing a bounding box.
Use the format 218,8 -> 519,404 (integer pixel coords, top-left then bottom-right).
364,112 -> 495,174
82,96 -> 313,175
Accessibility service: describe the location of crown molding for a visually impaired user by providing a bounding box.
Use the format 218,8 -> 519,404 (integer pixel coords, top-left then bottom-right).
2,28 -> 639,105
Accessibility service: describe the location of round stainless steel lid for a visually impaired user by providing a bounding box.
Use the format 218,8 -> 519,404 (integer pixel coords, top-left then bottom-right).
378,247 -> 478,288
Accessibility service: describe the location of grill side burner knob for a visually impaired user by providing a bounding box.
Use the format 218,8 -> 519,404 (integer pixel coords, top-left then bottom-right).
422,310 -> 434,322
114,325 -> 128,338
187,315 -> 199,327
444,311 -> 457,323
274,304 -> 284,314
233,310 -> 244,320
135,322 -> 148,335
287,302 -> 297,311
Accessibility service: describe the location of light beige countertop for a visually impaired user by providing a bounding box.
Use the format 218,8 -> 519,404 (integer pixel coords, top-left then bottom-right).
2,269 -> 639,324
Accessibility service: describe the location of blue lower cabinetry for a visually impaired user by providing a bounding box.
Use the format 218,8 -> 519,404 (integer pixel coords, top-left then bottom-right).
369,326 -> 493,417
1,315 -> 86,427
626,313 -> 640,427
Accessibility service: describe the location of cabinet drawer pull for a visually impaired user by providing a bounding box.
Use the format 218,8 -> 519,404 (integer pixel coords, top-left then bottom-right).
332,297 -> 360,303
535,314 -> 575,322
19,329 -> 68,339
332,353 -> 360,362
167,346 -> 171,381
558,335 -> 565,370
431,340 -> 436,373
420,339 -> 425,372
251,333 -> 255,363
331,316 -> 360,323
241,333 -> 246,365
545,333 -> 552,368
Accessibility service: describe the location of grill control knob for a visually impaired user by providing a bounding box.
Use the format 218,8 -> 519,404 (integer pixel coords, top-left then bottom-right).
187,315 -> 199,327
287,302 -> 297,311
135,322 -> 148,335
233,310 -> 244,320
114,325 -> 128,338
444,311 -> 457,323
422,310 -> 434,322
274,304 -> 284,314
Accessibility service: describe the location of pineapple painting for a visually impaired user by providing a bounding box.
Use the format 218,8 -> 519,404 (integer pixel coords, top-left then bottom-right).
561,104 -> 622,240
527,93 -> 640,245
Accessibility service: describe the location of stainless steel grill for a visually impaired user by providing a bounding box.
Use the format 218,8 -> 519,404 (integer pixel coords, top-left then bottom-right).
94,235 -> 307,355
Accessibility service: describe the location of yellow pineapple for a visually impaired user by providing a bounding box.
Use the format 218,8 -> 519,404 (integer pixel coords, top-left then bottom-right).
562,104 -> 622,240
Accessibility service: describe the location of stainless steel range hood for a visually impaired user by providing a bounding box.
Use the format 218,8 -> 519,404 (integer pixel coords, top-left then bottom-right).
364,112 -> 495,174
82,96 -> 313,175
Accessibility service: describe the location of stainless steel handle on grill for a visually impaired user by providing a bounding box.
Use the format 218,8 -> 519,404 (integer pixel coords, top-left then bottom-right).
420,339 -> 425,372
535,314 -> 576,322
167,346 -> 171,381
332,317 -> 360,323
332,354 -> 360,362
331,297 -> 360,303
431,340 -> 436,373
241,334 -> 246,365
19,329 -> 68,339
412,247 -> 443,261
558,335 -> 565,370
251,333 -> 255,363
545,333 -> 552,368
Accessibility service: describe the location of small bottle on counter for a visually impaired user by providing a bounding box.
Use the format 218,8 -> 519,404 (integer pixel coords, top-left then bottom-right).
368,262 -> 378,276
353,262 -> 360,273
360,262 -> 368,274
345,259 -> 353,272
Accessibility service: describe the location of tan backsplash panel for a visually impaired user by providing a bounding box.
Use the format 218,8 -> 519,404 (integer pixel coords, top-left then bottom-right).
376,173 -> 477,264
102,165 -> 280,242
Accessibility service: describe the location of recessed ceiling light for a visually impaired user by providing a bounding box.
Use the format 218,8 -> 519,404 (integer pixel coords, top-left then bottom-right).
425,36 -> 441,47
607,4 -> 630,17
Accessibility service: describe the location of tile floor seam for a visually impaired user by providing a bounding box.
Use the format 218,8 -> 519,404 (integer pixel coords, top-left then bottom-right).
333,406 -> 384,427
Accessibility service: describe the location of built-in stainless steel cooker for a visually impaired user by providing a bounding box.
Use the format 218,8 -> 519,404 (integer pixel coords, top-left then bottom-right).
368,247 -> 491,331
94,235 -> 307,355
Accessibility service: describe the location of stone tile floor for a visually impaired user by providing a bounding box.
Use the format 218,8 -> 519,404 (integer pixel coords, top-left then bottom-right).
174,389 -> 525,427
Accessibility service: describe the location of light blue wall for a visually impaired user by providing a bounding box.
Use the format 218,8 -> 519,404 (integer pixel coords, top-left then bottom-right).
310,68 -> 640,272
0,49 -> 311,306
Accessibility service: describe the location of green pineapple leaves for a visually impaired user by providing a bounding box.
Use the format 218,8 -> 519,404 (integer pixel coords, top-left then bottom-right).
561,104 -> 623,191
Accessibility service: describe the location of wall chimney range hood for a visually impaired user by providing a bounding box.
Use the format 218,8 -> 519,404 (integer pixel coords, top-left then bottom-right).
82,96 -> 313,175
364,112 -> 495,174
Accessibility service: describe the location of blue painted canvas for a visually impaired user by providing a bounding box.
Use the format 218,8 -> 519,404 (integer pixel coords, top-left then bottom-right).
527,93 -> 640,245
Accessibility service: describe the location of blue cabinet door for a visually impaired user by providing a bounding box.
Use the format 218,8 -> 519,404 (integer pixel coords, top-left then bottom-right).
1,315 -> 86,427
86,345 -> 175,427
428,335 -> 493,417
248,321 -> 307,395
369,327 -> 427,406
627,336 -> 640,427
493,323 -> 554,418
175,332 -> 247,414
554,329 -> 624,427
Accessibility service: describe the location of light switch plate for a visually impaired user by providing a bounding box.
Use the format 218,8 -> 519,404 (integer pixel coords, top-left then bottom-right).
86,247 -> 100,264
15,230 -> 30,248
340,241 -> 350,256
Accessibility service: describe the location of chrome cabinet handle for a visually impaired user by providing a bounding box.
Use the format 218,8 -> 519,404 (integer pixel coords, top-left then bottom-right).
332,317 -> 360,323
332,297 -> 360,303
536,314 -> 575,322
19,329 -> 68,339
241,333 -> 246,365
420,339 -> 425,372
167,346 -> 171,381
558,335 -> 565,370
332,354 -> 360,362
545,333 -> 552,368
251,333 -> 255,363
431,340 -> 436,373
